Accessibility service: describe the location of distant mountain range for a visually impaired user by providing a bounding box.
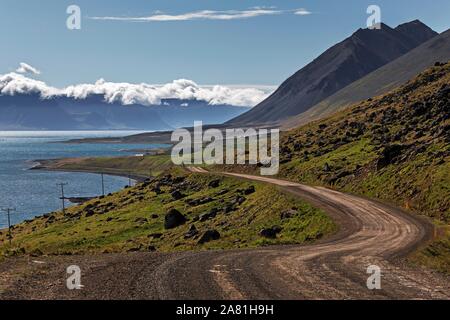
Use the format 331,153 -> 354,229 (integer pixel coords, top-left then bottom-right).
228,20 -> 439,125
0,93 -> 249,130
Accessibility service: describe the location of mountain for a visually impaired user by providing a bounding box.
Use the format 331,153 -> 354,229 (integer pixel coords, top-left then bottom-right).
282,28 -> 450,129
0,93 -> 249,130
227,20 -> 437,125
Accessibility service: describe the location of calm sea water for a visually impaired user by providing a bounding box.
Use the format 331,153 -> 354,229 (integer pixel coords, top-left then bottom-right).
0,131 -> 163,228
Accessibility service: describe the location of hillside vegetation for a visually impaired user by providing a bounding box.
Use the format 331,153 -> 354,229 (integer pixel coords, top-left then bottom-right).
216,62 -> 450,272
37,154 -> 173,178
0,170 -> 334,256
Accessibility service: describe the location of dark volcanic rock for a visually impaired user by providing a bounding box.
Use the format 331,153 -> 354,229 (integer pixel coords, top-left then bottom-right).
208,179 -> 220,188
198,230 -> 221,244
134,217 -> 148,224
233,196 -> 246,205
164,209 -> 187,229
243,186 -> 256,195
280,209 -> 297,220
259,226 -> 282,239
377,144 -> 408,170
85,210 -> 95,217
184,224 -> 199,239
223,204 -> 236,214
171,190 -> 185,200
199,208 -> 219,222
148,233 -> 163,239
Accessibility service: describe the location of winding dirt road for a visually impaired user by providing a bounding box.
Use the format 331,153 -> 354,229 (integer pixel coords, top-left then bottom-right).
0,171 -> 448,299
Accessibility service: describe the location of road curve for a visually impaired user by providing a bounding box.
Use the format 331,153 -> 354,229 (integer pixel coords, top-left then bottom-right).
1,171 -> 449,300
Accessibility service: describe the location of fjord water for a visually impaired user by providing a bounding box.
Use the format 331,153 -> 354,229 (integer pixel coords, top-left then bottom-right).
0,131 -> 157,228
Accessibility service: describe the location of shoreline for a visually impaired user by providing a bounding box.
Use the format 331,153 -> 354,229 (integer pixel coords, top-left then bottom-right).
30,158 -> 151,183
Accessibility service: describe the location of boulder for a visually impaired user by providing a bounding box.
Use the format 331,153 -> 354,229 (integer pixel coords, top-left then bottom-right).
223,204 -> 236,214
85,210 -> 96,217
184,224 -> 199,239
259,226 -> 282,239
376,144 -> 407,170
208,179 -> 220,188
171,190 -> 184,200
243,186 -> 256,195
280,209 -> 297,220
199,209 -> 218,222
148,233 -> 163,239
134,217 -> 148,224
198,230 -> 221,244
232,196 -> 246,205
164,209 -> 187,229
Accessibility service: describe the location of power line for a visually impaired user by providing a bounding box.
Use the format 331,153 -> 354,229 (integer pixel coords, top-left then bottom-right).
1,208 -> 16,245
101,173 -> 105,196
56,183 -> 68,214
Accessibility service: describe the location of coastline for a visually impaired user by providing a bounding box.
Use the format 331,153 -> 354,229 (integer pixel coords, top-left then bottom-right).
30,158 -> 151,182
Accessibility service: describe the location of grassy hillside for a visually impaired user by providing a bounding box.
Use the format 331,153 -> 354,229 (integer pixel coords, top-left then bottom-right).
279,63 -> 449,222
0,170 -> 334,257
215,62 -> 450,273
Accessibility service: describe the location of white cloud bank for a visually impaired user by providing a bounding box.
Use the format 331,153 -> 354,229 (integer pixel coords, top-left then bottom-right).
0,72 -> 274,107
15,62 -> 41,75
90,8 -> 311,22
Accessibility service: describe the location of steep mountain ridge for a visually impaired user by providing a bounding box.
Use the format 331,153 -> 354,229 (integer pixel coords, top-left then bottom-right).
227,20 -> 437,125
282,28 -> 450,129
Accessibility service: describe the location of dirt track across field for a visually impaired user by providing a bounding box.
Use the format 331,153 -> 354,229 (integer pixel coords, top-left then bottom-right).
0,170 -> 448,300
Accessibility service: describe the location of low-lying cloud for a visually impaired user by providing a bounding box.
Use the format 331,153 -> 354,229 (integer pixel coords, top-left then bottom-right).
0,72 -> 274,107
16,62 -> 41,75
90,8 -> 311,22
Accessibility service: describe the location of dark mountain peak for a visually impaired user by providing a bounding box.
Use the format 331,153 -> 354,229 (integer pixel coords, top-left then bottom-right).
352,22 -> 392,36
396,19 -> 428,30
227,20 -> 438,125
395,19 -> 438,46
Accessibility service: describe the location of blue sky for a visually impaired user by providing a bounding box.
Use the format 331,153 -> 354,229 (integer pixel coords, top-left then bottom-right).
0,0 -> 449,87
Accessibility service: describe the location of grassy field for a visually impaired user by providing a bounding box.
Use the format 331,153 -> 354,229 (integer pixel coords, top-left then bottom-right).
0,170 -> 335,257
38,154 -> 173,178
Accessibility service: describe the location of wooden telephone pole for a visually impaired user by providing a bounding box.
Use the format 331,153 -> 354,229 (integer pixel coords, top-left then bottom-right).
56,182 -> 68,214
101,173 -> 105,196
1,208 -> 16,245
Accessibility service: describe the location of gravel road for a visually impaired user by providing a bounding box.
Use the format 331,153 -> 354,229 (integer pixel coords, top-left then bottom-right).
0,172 -> 448,300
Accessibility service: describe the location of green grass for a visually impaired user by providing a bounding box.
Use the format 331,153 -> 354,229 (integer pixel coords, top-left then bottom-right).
0,171 -> 335,256
49,154 -> 173,177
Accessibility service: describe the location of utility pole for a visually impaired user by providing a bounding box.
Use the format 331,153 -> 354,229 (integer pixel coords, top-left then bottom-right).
101,173 -> 105,196
1,208 -> 16,245
56,183 -> 68,214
